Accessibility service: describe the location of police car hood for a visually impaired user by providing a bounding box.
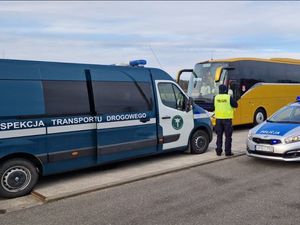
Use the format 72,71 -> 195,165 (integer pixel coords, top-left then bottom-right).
251,121 -> 300,138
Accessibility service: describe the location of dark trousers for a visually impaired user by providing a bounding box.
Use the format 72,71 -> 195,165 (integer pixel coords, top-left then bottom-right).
215,119 -> 233,155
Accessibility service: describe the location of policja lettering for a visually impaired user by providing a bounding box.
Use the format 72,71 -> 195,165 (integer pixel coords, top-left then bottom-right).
217,99 -> 228,103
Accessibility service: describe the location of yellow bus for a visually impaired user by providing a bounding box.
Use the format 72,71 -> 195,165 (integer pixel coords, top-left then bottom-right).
177,58 -> 300,126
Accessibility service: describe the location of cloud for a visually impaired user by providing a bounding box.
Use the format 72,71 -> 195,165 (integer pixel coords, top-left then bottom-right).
1,1 -> 300,76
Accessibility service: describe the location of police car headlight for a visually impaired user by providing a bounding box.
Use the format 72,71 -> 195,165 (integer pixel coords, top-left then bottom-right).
248,132 -> 253,141
285,135 -> 300,144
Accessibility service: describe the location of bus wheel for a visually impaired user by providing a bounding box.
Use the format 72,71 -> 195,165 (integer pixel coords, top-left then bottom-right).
0,158 -> 38,198
254,108 -> 266,126
191,130 -> 209,154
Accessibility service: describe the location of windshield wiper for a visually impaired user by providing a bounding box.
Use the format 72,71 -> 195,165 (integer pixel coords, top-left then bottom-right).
268,120 -> 300,124
283,121 -> 300,124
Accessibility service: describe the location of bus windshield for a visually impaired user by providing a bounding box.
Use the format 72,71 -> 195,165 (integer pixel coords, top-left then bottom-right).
188,62 -> 228,102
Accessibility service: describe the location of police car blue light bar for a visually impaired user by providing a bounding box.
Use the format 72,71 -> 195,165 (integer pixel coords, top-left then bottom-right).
129,59 -> 147,67
297,96 -> 300,102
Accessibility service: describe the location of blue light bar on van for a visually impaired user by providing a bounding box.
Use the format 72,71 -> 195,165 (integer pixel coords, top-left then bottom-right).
297,96 -> 300,102
129,59 -> 147,67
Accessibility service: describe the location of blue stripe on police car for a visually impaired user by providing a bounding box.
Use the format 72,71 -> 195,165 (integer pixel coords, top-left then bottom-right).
256,122 -> 300,136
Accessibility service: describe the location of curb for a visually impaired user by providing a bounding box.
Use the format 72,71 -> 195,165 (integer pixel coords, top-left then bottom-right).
33,152 -> 245,203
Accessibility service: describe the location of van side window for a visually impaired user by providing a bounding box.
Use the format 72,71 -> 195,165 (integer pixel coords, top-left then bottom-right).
173,85 -> 186,111
43,81 -> 90,115
158,83 -> 186,111
93,81 -> 153,114
0,80 -> 44,117
158,83 -> 176,109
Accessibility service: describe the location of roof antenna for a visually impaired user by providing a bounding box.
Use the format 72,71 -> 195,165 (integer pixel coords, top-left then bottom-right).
210,50 -> 214,60
149,45 -> 163,69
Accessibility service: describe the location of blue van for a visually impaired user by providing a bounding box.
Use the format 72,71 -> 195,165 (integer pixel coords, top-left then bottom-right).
0,59 -> 213,198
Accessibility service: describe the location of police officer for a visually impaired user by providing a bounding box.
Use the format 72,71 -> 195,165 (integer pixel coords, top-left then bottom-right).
213,84 -> 238,156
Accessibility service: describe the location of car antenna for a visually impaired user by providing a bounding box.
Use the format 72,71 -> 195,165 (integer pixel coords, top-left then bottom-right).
149,45 -> 163,69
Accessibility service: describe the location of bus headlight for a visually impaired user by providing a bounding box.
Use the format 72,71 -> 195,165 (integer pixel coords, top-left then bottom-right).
285,135 -> 300,144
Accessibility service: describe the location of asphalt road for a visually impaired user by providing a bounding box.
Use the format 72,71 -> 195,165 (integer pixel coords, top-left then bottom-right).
1,155 -> 300,225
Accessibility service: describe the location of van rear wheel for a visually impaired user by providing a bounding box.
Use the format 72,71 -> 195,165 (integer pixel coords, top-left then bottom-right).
191,130 -> 209,154
0,158 -> 38,198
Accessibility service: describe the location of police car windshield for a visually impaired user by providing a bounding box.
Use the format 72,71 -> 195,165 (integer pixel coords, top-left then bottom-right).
191,62 -> 228,101
268,105 -> 300,124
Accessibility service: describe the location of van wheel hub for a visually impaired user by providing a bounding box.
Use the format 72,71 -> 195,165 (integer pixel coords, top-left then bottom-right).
195,136 -> 206,149
2,167 -> 31,192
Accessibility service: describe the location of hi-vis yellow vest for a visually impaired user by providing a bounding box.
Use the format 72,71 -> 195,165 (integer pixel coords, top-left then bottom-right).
214,94 -> 234,119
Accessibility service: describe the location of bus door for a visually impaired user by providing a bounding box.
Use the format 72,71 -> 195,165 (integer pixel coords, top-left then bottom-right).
228,79 -> 241,125
155,80 -> 194,150
89,69 -> 158,163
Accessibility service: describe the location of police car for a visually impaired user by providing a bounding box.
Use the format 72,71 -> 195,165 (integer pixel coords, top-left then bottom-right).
247,97 -> 300,161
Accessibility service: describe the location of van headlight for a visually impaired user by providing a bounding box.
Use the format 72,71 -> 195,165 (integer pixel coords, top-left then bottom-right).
285,135 -> 300,144
205,110 -> 211,118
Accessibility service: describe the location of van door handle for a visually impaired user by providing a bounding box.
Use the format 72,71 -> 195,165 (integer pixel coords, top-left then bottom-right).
162,116 -> 171,119
140,118 -> 150,123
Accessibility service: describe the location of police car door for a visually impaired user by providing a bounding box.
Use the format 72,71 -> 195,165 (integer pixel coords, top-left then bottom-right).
156,81 -> 194,150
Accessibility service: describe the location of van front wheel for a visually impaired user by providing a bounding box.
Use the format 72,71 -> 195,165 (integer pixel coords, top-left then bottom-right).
191,130 -> 209,154
0,158 -> 38,198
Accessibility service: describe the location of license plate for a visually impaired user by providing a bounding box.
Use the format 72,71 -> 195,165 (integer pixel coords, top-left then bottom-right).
255,145 -> 273,152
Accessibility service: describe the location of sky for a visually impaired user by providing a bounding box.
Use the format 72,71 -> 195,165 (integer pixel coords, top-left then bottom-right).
1,1 -> 300,77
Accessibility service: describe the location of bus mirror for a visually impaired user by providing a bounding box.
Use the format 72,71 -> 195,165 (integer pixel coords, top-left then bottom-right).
176,69 -> 194,94
215,67 -> 223,82
176,69 -> 193,83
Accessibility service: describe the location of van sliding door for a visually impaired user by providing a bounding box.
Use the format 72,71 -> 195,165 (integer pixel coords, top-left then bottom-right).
89,68 -> 158,163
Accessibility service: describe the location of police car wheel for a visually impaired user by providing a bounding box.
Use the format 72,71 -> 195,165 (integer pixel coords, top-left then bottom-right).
191,130 -> 209,154
254,108 -> 266,125
0,158 -> 38,198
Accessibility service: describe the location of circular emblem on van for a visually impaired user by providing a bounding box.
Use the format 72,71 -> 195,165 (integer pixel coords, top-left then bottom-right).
172,115 -> 183,130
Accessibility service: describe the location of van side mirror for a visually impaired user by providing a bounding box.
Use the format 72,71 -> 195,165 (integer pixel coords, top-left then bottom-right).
185,97 -> 193,112
215,67 -> 223,82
